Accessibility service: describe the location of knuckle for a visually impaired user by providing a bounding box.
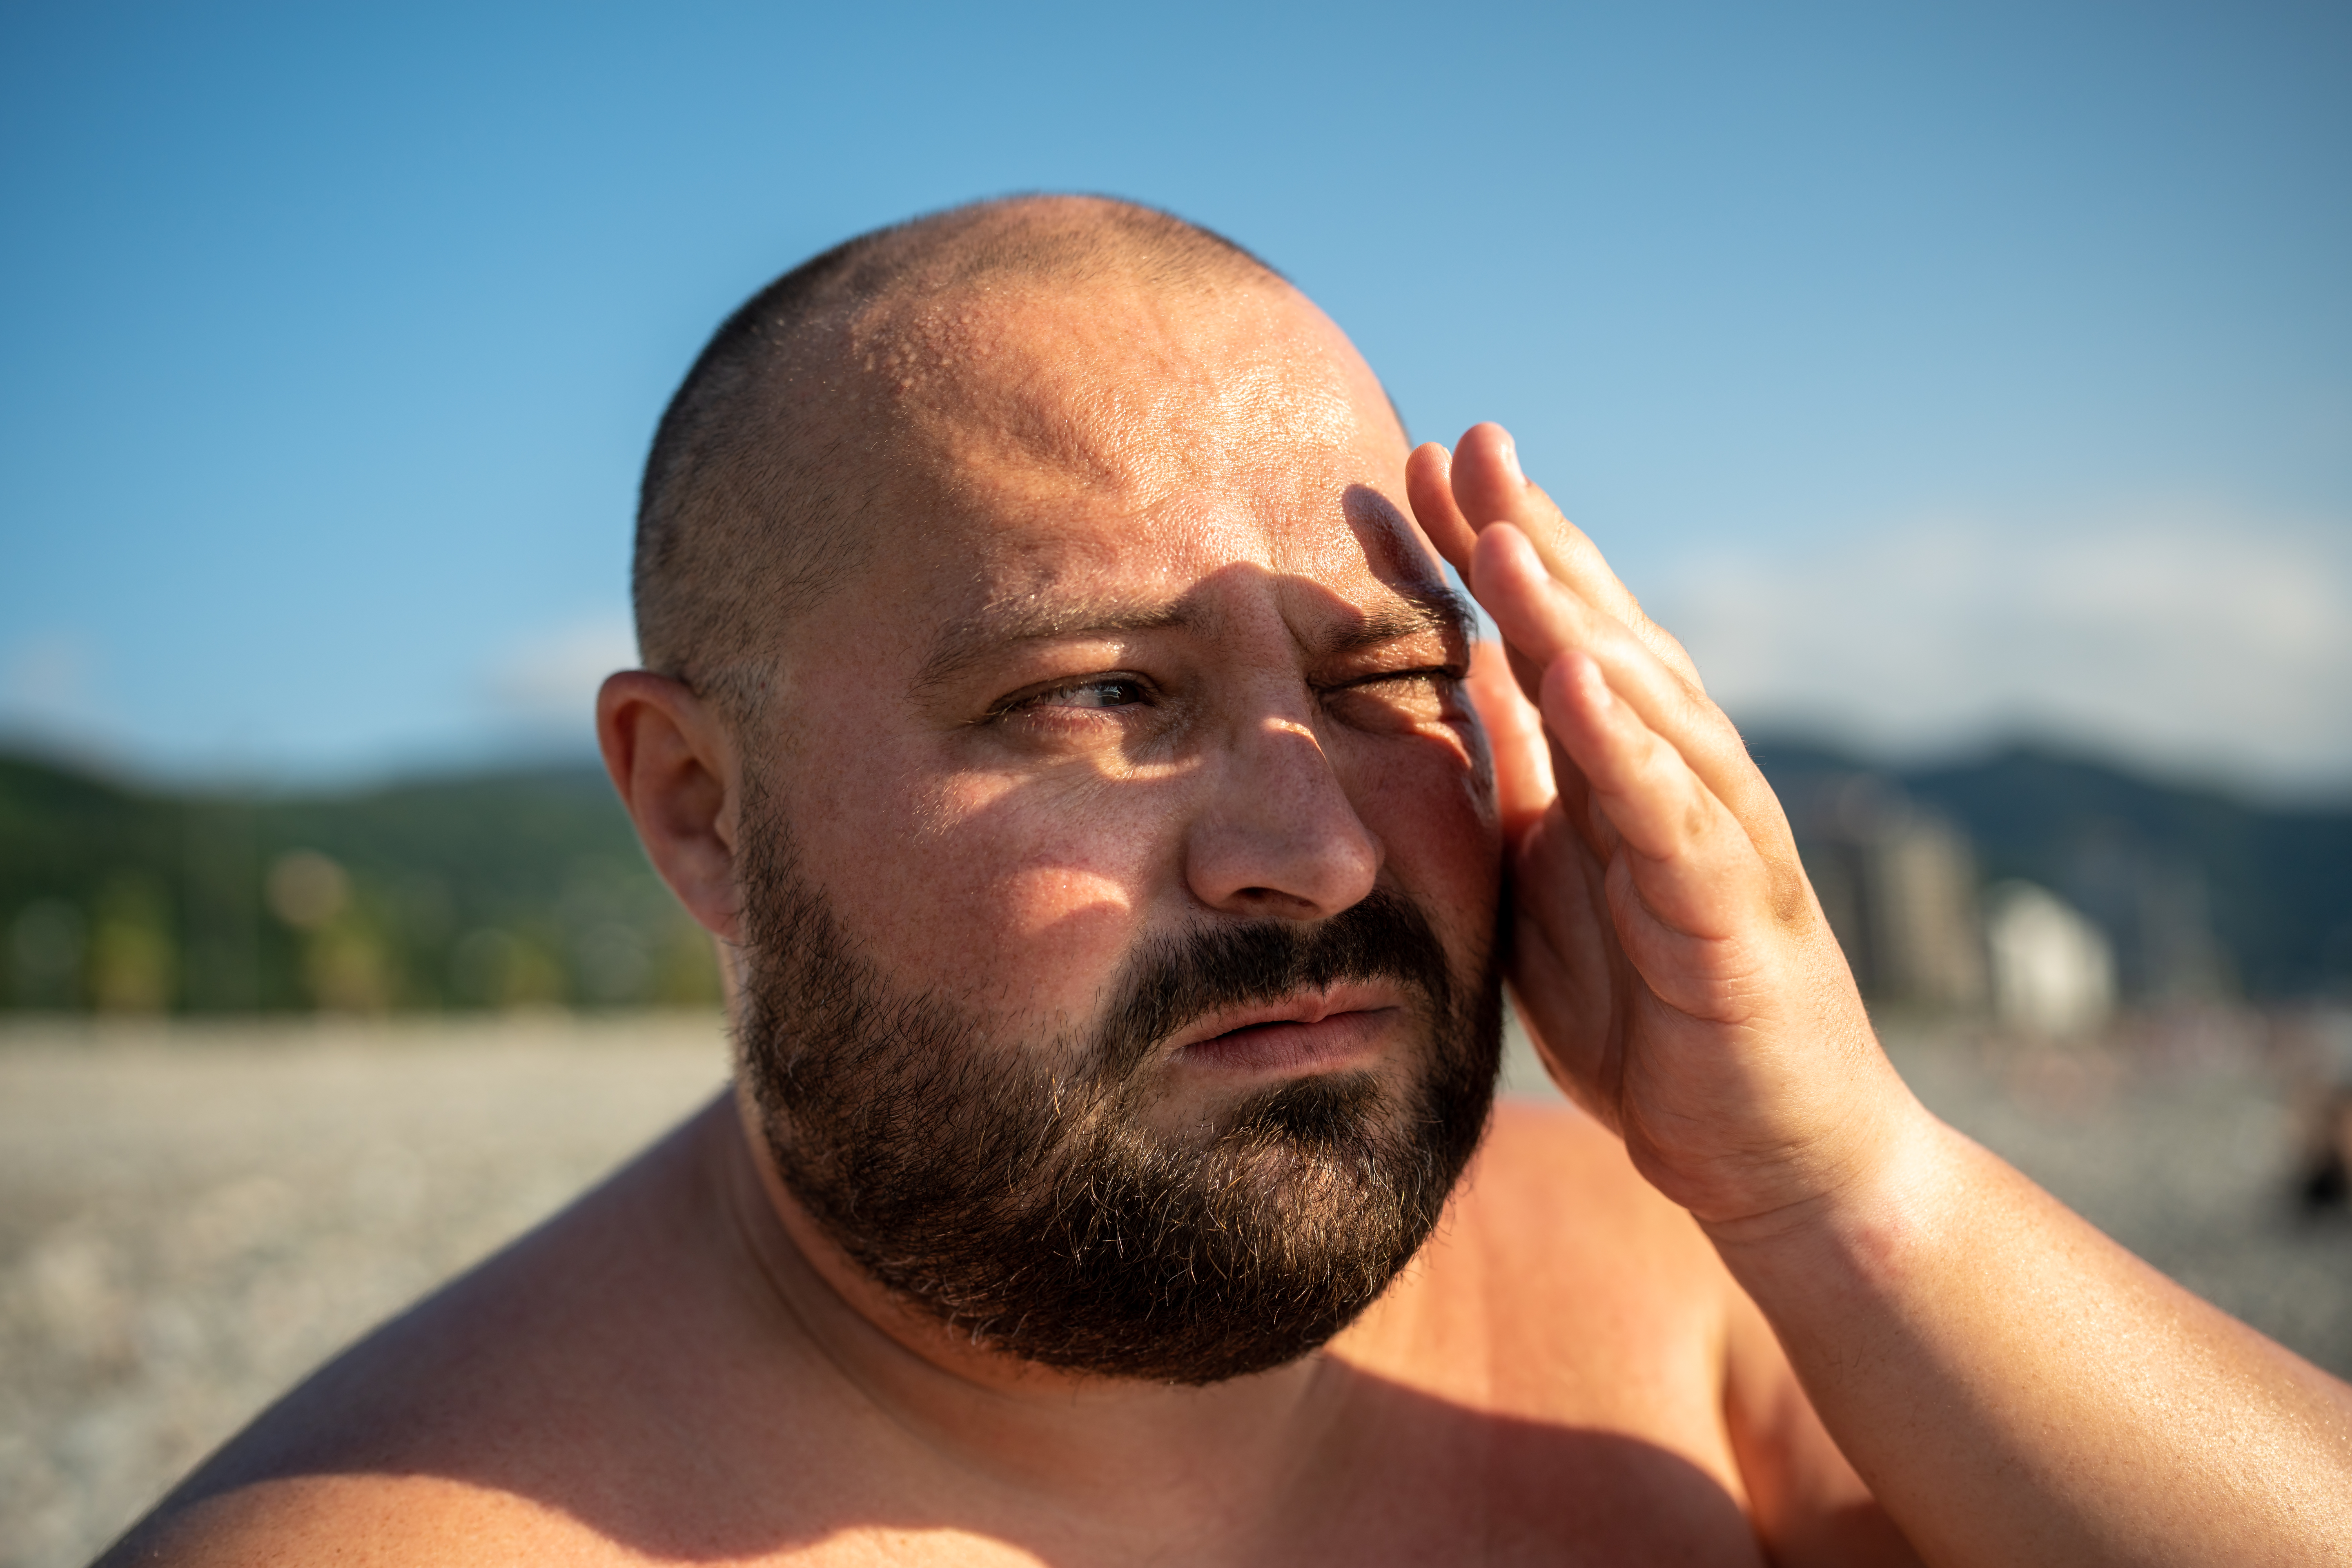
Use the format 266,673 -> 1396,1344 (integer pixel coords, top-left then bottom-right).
1767,863 -> 1812,929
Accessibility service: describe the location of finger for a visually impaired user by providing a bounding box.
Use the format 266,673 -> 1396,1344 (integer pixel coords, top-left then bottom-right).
1541,651 -> 1766,942
1448,423 -> 1706,692
1472,523 -> 1742,796
1405,442 -> 1477,579
1414,443 -> 1587,819
1471,524 -> 1810,921
1465,640 -> 1555,837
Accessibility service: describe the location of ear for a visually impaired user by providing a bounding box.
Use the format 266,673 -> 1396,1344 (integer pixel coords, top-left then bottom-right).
597,670 -> 745,943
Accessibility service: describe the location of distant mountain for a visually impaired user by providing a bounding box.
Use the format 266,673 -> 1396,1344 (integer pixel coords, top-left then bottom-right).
1749,739 -> 2352,1001
7,740 -> 2350,1013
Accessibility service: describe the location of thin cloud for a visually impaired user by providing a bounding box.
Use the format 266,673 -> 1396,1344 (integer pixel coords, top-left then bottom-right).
1654,501 -> 2352,799
0,633 -> 101,724
485,615 -> 639,732
0,631 -> 134,768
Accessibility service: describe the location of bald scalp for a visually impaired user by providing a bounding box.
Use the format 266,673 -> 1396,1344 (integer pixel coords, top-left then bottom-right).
632,196 -> 1281,716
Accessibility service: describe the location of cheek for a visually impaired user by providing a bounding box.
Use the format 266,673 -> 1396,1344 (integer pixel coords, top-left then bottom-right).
791,754 -> 1179,1022
1347,728 -> 1504,948
778,714 -> 1501,1020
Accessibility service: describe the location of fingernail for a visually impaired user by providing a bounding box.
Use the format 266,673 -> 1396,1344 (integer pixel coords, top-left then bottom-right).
1501,440 -> 1524,486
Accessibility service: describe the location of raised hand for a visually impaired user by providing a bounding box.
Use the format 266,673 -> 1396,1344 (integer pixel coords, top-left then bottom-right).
1410,424 -> 1918,1230
1414,425 -> 2352,1566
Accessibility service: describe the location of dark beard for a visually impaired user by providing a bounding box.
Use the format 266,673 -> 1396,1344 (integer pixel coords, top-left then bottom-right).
734,801 -> 1503,1385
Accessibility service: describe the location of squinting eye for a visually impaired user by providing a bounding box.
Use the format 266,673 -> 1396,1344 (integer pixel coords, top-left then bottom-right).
1332,668 -> 1463,722
1034,678 -> 1147,711
1365,670 -> 1459,698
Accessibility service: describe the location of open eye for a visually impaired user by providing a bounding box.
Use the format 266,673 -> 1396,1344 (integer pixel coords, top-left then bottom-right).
1009,676 -> 1152,714
1046,678 -> 1147,710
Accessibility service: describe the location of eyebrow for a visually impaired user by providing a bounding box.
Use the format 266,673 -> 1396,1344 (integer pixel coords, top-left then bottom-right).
913,577 -> 1473,693
1330,583 -> 1474,658
915,598 -> 1196,691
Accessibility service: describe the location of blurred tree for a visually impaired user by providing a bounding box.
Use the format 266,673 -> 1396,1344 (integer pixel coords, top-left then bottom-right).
88,875 -> 176,1012
1,751 -> 722,1014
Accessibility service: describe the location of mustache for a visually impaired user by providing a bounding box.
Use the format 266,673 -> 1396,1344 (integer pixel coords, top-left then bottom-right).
1089,888 -> 1457,1083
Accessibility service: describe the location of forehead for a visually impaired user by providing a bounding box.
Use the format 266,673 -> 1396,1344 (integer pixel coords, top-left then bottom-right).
846,275 -> 1435,628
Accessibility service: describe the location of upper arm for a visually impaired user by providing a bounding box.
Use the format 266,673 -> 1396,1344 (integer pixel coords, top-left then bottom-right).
1720,1266 -> 1924,1568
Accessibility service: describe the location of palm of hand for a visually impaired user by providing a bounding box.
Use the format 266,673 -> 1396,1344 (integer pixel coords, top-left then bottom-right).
1419,430 -> 1897,1230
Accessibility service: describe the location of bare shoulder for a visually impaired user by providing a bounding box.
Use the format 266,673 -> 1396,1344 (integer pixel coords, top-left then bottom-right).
96,1472 -> 609,1567
1359,1097 -> 1745,1414
1451,1106 -> 1913,1562
1455,1097 -> 1728,1275
95,1098 -> 792,1567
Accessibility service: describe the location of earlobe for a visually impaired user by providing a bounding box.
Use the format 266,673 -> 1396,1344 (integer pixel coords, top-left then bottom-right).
596,671 -> 746,942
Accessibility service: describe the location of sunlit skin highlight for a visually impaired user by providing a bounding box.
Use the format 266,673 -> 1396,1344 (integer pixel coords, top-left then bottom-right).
744,277 -> 1495,1146
100,200 -> 2352,1568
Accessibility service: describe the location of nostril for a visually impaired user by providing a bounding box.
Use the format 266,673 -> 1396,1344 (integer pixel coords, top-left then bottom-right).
1227,886 -> 1330,920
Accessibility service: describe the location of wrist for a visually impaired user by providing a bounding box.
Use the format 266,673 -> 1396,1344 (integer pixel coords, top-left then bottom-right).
1695,1085 -> 1956,1288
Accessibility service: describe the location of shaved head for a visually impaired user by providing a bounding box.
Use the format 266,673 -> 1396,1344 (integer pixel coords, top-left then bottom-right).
613,194 -> 1501,1390
632,195 -> 1288,716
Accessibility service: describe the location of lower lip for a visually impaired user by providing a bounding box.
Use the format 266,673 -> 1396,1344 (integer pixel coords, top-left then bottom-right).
1183,1009 -> 1394,1073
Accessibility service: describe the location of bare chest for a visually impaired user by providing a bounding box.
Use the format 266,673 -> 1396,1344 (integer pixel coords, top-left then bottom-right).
1292,1294 -> 1760,1562
720,1281 -> 1759,1566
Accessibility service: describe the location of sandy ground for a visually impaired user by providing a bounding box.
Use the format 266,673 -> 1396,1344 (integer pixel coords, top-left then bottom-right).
0,1014 -> 731,1568
5,1011 -> 2348,1568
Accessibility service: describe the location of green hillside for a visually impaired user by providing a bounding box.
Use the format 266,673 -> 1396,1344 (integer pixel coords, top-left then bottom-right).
6,740 -> 2348,1013
0,752 -> 719,1013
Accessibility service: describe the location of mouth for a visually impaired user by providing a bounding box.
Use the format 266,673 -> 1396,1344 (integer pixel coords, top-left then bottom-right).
1174,983 -> 1404,1074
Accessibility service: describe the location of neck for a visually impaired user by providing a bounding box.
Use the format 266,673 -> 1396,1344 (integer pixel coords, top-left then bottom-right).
712,1084 -> 1353,1533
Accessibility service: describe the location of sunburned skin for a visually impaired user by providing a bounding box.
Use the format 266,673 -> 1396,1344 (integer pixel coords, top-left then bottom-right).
104,1096 -> 1828,1566
102,200 -> 2352,1567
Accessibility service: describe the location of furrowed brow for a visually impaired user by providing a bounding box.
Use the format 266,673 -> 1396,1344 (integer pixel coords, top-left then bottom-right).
915,598 -> 1193,691
1327,583 -> 1474,659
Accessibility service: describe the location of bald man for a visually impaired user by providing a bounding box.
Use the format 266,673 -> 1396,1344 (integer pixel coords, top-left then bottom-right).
105,198 -> 2352,1566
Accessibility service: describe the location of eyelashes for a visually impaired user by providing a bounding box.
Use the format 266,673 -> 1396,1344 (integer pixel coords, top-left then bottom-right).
1351,665 -> 1466,690
1036,677 -> 1152,710
987,666 -> 1465,733
991,675 -> 1156,722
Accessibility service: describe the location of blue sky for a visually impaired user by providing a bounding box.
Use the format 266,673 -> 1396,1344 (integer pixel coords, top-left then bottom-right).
3,1 -> 2347,797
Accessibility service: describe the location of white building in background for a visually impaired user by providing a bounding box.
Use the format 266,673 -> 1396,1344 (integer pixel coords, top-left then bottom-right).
1986,880 -> 2116,1038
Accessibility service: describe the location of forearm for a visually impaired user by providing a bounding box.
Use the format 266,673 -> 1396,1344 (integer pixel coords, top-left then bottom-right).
1415,429 -> 2352,1561
1711,1101 -> 2352,1567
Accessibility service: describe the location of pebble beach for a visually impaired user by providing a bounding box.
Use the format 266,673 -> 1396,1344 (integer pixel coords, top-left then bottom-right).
4,1010 -> 2347,1568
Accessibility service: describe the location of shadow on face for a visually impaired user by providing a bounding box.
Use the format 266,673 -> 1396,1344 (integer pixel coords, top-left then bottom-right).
760,546 -> 1501,1097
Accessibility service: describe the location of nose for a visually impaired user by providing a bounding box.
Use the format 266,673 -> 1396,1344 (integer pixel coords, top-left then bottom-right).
1183,709 -> 1382,920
